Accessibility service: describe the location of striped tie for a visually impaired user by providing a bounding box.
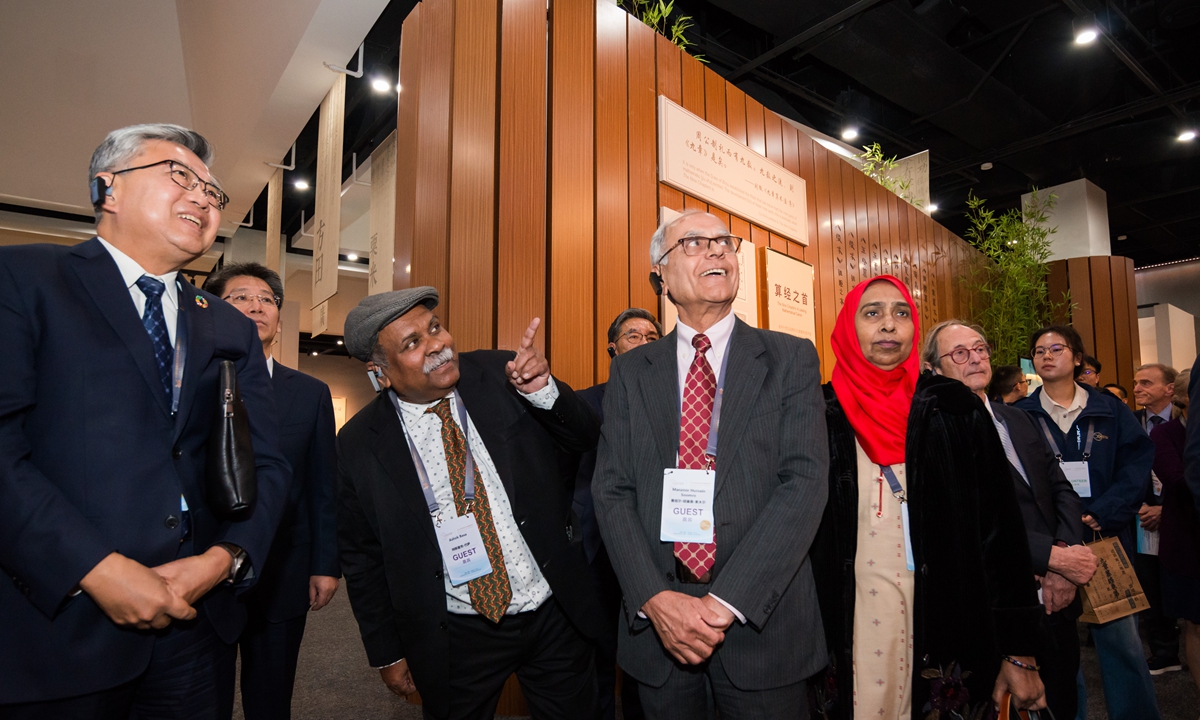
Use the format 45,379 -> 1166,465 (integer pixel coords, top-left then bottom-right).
994,417 -> 1030,486
428,398 -> 512,622
135,275 -> 173,399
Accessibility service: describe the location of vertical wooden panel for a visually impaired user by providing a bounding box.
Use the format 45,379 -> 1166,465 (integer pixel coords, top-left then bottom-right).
852,172 -> 869,282
932,223 -> 949,323
549,0 -> 595,390
627,17 -> 657,319
394,4 -> 422,291
448,0 -> 497,351
798,136 -> 823,368
595,1 -> 629,383
864,179 -> 882,281
1089,256 -> 1117,380
839,159 -> 859,290
703,67 -> 726,132
827,150 -> 849,311
1124,258 -> 1142,399
411,0 -> 454,309
725,84 -> 747,144
884,193 -> 900,278
680,50 -> 705,116
497,0 -> 548,352
813,144 -> 837,378
744,96 -> 766,157
763,109 -> 783,165
1047,260 -> 1070,324
655,33 -> 681,103
1110,258 -> 1132,389
1066,258 -> 1094,356
916,202 -> 934,321
781,123 -> 800,176
659,184 -> 684,212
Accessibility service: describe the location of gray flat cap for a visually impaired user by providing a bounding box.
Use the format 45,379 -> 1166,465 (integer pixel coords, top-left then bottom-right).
343,287 -> 439,361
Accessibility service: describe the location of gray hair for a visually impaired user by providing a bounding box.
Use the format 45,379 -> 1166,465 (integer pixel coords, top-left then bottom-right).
1174,368 -> 1190,408
88,123 -> 216,222
1135,362 -> 1177,386
369,342 -> 389,370
649,208 -> 708,266
922,319 -> 987,370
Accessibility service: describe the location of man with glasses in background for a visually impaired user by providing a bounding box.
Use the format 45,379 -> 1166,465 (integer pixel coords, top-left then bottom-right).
204,263 -> 339,720
0,124 -> 289,718
923,320 -> 1095,720
574,308 -> 662,720
1016,325 -> 1160,720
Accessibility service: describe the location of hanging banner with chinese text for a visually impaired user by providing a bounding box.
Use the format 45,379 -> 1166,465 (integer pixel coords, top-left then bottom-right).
312,73 -> 345,324
759,247 -> 815,343
368,131 -> 397,296
657,96 -> 808,245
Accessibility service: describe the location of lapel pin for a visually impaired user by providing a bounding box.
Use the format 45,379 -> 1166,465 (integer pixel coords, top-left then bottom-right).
195,295 -> 209,309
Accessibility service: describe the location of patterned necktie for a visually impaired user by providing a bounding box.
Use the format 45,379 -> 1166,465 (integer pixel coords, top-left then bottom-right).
1149,415 -> 1165,432
428,398 -> 512,622
135,275 -> 173,399
993,417 -> 1030,486
676,333 -> 717,578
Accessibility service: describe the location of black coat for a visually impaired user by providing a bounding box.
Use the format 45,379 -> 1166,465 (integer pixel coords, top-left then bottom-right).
336,350 -> 603,718
811,374 -> 1042,720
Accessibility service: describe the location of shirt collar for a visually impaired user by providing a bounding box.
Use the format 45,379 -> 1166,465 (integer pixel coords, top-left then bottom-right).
266,355 -> 274,377
395,389 -> 458,427
97,236 -> 179,307
675,309 -> 736,356
1040,382 -> 1088,414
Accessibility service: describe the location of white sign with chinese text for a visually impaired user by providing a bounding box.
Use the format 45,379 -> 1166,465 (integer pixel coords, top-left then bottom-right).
657,96 -> 809,245
658,207 -> 758,334
759,247 -> 816,343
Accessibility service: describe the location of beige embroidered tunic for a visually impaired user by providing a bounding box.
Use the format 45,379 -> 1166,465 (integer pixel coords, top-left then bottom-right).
851,439 -> 915,720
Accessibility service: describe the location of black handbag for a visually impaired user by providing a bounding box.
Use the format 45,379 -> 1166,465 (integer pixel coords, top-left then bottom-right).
206,360 -> 257,520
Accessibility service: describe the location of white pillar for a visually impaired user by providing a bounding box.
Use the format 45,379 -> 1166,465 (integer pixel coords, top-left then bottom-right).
1023,178 -> 1111,261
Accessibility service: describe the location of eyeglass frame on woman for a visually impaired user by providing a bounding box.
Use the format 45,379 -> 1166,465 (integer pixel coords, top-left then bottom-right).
655,235 -> 743,265
1031,344 -> 1069,358
223,292 -> 282,309
938,344 -> 992,365
109,159 -> 229,210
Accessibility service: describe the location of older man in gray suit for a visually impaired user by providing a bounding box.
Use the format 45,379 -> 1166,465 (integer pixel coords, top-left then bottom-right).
593,209 -> 829,719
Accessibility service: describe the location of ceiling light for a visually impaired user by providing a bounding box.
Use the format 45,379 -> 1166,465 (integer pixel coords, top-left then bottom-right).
1073,15 -> 1099,44
980,162 -> 993,170
841,127 -> 859,141
927,203 -> 939,212
371,78 -> 392,93
347,253 -> 358,261
396,83 -> 403,93
294,180 -> 309,190
336,339 -> 344,345
311,351 -> 318,356
1178,130 -> 1197,142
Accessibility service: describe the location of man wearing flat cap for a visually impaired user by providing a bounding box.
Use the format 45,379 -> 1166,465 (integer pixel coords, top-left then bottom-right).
336,287 -> 605,720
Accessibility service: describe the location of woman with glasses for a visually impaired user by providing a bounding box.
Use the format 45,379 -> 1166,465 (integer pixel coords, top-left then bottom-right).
1015,325 -> 1161,720
810,276 -> 1045,720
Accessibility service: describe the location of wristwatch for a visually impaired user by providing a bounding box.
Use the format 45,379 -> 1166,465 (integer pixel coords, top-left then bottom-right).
214,543 -> 251,584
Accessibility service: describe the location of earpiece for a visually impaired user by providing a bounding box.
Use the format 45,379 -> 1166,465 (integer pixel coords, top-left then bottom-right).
649,272 -> 663,296
90,177 -> 111,209
367,368 -> 384,393
607,346 -> 617,359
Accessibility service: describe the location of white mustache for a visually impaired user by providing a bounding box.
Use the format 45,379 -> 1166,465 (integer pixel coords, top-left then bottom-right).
423,348 -> 453,374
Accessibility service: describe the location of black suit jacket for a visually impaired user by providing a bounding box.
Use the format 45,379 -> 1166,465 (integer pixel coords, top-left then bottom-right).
0,239 -> 290,704
243,363 -> 339,623
337,350 -> 603,718
991,402 -> 1085,578
1188,355 -> 1200,518
573,383 -> 606,563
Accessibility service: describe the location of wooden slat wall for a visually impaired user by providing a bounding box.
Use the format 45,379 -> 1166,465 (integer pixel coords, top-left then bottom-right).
1047,256 -> 1142,407
396,0 -> 990,391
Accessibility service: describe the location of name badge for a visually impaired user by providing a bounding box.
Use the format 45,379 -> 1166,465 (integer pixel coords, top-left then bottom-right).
660,468 -> 715,544
1061,461 -> 1091,498
435,513 -> 493,586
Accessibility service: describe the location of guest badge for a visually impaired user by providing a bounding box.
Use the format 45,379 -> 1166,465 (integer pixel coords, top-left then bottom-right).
1060,461 -> 1091,498
435,513 -> 493,586
660,468 -> 715,544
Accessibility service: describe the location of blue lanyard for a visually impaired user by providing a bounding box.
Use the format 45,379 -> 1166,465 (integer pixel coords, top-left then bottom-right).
1038,418 -> 1095,462
879,465 -> 915,572
880,465 -> 906,503
388,390 -> 477,524
677,338 -> 732,467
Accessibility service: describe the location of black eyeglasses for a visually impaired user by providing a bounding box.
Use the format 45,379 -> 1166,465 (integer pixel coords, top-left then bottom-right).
939,344 -> 992,365
656,235 -> 743,265
111,160 -> 229,210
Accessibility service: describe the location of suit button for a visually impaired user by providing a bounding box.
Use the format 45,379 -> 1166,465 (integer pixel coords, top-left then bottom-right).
439,621 -> 448,631
172,447 -> 182,459
164,515 -> 180,529
666,572 -> 675,582
434,570 -> 443,580
921,563 -> 929,577
519,519 -> 527,527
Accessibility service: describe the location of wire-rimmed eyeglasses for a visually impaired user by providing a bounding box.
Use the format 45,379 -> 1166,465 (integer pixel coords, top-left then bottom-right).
110,159 -> 229,210
655,235 -> 743,265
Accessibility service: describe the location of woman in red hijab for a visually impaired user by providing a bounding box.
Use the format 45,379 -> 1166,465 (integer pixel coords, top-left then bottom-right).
809,276 -> 1045,720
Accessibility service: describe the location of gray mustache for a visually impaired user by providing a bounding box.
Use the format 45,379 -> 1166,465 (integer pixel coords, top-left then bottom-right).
423,348 -> 453,374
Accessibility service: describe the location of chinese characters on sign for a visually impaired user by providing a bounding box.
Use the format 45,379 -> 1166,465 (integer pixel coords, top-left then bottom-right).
658,96 -> 809,245
759,247 -> 816,343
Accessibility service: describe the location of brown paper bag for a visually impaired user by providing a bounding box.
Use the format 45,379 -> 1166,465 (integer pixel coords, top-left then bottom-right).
1078,535 -> 1150,624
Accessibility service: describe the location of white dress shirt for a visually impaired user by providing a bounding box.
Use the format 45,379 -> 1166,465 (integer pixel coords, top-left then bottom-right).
670,310 -> 743,623
1040,382 -> 1089,434
1141,404 -> 1172,434
266,355 -> 274,378
97,237 -> 180,345
393,380 -> 559,616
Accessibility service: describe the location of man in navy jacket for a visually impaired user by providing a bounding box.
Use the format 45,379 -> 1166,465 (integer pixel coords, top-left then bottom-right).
0,125 -> 289,718
204,262 -> 339,720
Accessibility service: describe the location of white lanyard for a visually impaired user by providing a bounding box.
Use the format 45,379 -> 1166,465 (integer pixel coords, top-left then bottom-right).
387,390 -> 477,525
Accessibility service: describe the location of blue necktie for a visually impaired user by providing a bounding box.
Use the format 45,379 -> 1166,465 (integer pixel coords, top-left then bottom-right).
136,275 -> 173,399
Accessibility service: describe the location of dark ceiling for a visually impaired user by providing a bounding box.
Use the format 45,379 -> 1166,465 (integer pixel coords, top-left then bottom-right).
242,0 -> 1200,268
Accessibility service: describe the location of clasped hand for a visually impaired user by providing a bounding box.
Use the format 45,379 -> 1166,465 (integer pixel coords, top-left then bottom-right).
78,548 -> 233,630
642,591 -> 735,665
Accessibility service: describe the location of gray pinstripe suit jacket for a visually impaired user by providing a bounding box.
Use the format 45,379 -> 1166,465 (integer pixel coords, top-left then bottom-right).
593,317 -> 830,690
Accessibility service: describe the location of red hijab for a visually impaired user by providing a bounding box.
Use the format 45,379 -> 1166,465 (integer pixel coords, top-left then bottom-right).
830,275 -> 921,466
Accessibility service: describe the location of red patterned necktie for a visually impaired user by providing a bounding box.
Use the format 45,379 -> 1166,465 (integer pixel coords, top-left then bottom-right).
428,398 -> 512,622
676,333 -> 717,578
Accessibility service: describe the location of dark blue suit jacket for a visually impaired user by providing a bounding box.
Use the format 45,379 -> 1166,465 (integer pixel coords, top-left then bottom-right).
242,362 -> 339,623
1188,355 -> 1200,518
572,383 -> 606,563
0,239 -> 291,704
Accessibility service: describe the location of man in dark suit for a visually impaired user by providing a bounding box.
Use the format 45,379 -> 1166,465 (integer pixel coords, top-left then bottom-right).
203,263 -> 339,720
575,308 -> 661,720
1189,355 -> 1200,519
0,124 -> 289,717
337,288 -> 603,720
593,210 -> 829,718
924,320 -> 1096,720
